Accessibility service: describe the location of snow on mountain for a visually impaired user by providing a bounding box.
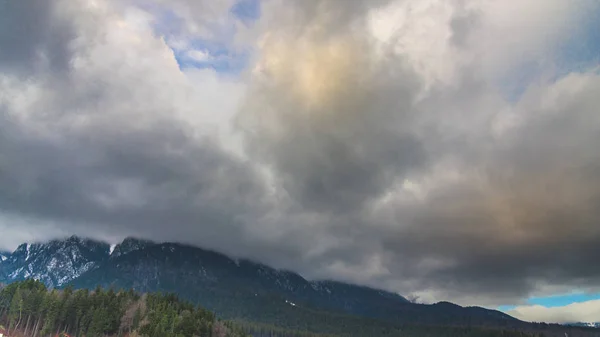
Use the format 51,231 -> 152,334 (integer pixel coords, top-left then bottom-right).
0,236 -> 160,289
0,236 -> 522,329
0,235 -> 110,288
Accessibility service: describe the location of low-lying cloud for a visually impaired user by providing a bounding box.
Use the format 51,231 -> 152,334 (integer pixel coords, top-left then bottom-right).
509,299 -> 600,324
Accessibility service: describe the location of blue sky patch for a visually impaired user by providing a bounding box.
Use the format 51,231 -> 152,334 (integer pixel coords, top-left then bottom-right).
554,6 -> 600,76
527,293 -> 600,308
143,3 -> 253,74
498,305 -> 516,312
169,37 -> 250,74
499,292 -> 600,312
497,5 -> 600,103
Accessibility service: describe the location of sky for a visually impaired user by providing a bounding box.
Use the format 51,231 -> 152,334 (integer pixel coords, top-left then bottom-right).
1,0 -> 600,324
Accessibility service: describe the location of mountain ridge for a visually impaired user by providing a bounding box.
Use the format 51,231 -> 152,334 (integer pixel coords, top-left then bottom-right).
0,235 -> 522,330
0,235 -> 109,288
1,235 -> 409,301
565,322 -> 600,328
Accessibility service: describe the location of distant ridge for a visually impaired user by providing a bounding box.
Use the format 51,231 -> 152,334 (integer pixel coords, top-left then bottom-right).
0,235 -> 524,331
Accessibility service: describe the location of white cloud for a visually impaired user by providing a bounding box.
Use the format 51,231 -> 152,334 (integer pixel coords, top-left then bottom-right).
186,49 -> 213,62
508,300 -> 600,324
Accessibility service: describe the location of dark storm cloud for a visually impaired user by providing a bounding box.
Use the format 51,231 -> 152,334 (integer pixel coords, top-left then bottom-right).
2,0 -> 600,309
0,0 -> 74,75
0,118 -> 260,225
232,0 -> 600,306
367,73 -> 600,303
0,88 -> 269,257
237,61 -> 427,212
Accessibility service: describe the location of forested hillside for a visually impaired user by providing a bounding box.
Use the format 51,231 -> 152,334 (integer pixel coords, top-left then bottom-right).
2,280 -> 596,337
1,238 -> 600,337
0,237 -> 520,329
0,280 -> 248,337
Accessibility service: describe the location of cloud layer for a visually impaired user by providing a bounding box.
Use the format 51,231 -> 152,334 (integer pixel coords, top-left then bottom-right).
1,0 -> 600,317
509,299 -> 600,324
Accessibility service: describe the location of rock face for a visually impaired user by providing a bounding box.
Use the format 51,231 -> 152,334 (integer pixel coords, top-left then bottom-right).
0,236 -> 520,328
0,235 -> 109,288
109,237 -> 154,258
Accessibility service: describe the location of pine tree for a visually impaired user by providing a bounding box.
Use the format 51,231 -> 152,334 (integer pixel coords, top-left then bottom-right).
8,287 -> 23,334
41,291 -> 60,337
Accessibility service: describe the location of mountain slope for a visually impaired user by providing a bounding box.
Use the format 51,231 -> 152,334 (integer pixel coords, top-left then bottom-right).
566,323 -> 600,328
1,236 -> 521,330
5,280 -> 570,337
69,241 -> 519,328
110,237 -> 154,258
0,235 -> 109,288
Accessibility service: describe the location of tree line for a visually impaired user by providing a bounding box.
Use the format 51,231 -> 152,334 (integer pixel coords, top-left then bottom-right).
0,280 -> 248,337
1,280 -> 595,337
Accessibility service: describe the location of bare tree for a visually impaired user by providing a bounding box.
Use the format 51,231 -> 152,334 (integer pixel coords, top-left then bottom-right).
212,321 -> 229,337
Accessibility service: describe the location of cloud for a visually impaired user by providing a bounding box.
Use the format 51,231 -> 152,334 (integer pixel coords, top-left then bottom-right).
508,300 -> 600,324
0,0 -> 267,257
0,0 -> 75,76
1,0 -> 600,309
113,0 -> 236,39
236,0 -> 600,305
186,49 -> 213,62
237,22 -> 425,212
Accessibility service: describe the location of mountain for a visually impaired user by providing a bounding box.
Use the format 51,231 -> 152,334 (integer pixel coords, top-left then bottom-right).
0,236 -> 521,331
0,235 -> 109,288
2,280 -> 557,337
565,323 -> 600,328
109,237 -> 154,258
0,280 -> 249,337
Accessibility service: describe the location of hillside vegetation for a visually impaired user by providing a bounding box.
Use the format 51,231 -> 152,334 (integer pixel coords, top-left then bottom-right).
0,280 -> 584,337
0,280 -> 247,337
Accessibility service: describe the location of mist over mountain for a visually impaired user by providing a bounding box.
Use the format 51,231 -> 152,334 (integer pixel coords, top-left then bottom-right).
2,236 -> 600,337
0,236 -> 517,327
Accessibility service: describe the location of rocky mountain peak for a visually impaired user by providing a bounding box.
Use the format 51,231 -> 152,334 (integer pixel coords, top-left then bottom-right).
0,236 -> 110,288
110,237 -> 155,258
0,236 -> 520,329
